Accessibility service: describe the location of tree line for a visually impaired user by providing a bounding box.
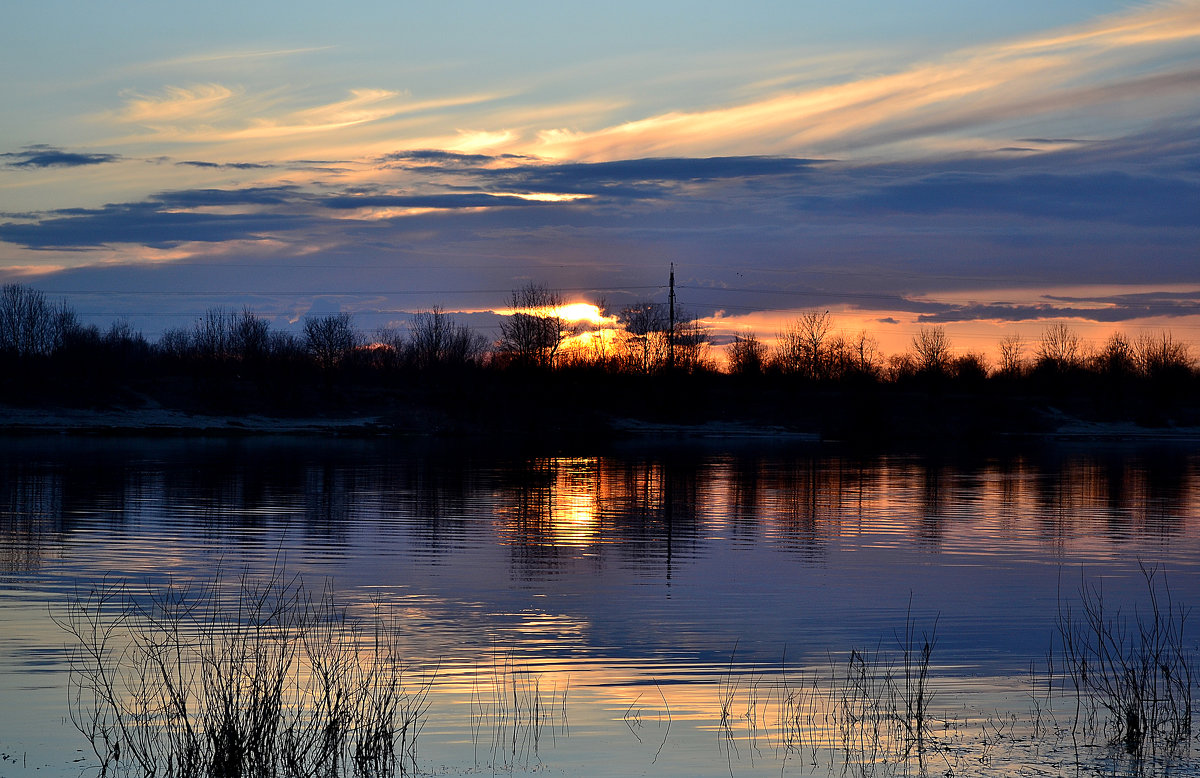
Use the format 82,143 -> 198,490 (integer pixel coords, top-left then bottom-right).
0,281 -> 714,376
0,281 -> 1196,436
726,310 -> 1194,384
0,281 -> 1194,381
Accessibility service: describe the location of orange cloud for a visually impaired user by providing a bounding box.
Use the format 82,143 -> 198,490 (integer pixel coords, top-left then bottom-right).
105,85 -> 504,148
522,2 -> 1200,162
115,83 -> 242,124
87,3 -> 1200,166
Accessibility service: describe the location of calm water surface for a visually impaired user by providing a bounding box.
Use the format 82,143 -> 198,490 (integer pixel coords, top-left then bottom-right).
1,437 -> 1198,777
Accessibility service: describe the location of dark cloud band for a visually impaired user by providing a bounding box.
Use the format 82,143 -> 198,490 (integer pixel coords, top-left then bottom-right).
3,144 -> 120,168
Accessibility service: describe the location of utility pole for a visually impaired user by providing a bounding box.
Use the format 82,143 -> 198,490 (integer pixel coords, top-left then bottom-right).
668,263 -> 676,371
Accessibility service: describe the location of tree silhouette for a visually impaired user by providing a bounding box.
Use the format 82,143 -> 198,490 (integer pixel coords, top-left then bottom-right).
231,308 -> 271,364
1094,332 -> 1135,377
774,310 -> 832,379
845,330 -> 883,378
617,301 -> 668,373
1135,331 -> 1192,379
498,283 -> 567,368
0,283 -> 74,359
408,307 -> 487,369
304,313 -> 359,371
911,326 -> 951,375
727,332 -> 766,376
1036,322 -> 1082,373
998,334 -> 1026,377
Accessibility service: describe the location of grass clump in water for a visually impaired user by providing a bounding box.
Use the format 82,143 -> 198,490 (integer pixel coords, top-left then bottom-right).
55,568 -> 432,778
1056,563 -> 1195,757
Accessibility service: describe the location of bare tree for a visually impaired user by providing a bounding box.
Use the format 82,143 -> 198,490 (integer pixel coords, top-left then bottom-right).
304,313 -> 360,371
847,330 -> 883,377
409,307 -> 452,369
408,307 -> 487,369
998,334 -> 1026,377
268,330 -> 304,361
98,320 -> 150,368
1134,330 -> 1192,378
671,319 -> 711,372
573,296 -> 614,367
617,301 -> 668,373
373,325 -> 404,351
726,332 -> 766,376
370,325 -> 406,370
911,326 -> 952,374
157,327 -> 193,361
230,307 -> 271,363
953,352 -> 989,381
1094,332 -> 1135,376
159,313 -> 291,366
192,307 -> 234,361
565,301 -> 615,368
54,303 -> 83,352
774,310 -> 832,379
1036,322 -> 1082,372
826,333 -> 850,379
103,320 -> 145,348
888,352 -> 917,381
498,283 -> 567,368
0,283 -> 74,358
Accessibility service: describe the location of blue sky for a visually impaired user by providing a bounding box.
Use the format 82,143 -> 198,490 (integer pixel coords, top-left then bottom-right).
1,1 -> 1198,353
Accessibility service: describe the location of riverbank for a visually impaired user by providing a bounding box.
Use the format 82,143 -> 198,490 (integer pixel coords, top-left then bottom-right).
3,397 -> 1198,448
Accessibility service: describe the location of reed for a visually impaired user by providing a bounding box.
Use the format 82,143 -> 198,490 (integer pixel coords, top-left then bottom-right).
1056,563 -> 1195,755
55,569 -> 432,778
469,648 -> 568,772
718,608 -> 943,777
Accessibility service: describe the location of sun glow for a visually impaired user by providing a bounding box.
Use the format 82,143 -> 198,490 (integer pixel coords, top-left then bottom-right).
553,302 -> 608,325
492,192 -> 594,203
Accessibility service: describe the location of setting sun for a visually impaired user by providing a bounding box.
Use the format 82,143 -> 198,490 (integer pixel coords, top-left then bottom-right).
554,302 -> 609,325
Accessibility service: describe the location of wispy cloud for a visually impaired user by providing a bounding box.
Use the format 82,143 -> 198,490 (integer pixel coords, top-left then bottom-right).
0,198 -> 310,249
90,4 -> 1199,163
479,156 -> 819,198
105,85 -> 505,145
319,192 -> 547,210
2,144 -> 121,168
379,149 -> 516,168
998,0 -> 1200,52
916,290 -> 1200,323
237,88 -> 403,138
522,1 -> 1200,161
114,84 -> 243,125
177,160 -> 272,170
153,46 -> 337,68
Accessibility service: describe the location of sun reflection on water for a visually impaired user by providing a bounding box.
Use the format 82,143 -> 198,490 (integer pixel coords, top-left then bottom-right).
493,457 -> 608,549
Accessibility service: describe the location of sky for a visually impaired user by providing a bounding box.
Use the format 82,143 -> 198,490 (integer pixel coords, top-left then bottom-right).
1,0 -> 1198,357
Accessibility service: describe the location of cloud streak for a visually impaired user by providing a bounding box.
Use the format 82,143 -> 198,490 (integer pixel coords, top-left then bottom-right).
520,2 -> 1200,161
176,160 -> 272,170
106,85 -> 505,145
916,292 -> 1200,324
153,46 -> 337,68
2,145 -> 121,168
849,169 -> 1200,227
0,202 -> 310,249
74,3 -> 1200,165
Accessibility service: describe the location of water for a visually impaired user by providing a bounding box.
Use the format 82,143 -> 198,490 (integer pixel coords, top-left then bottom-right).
1,436 -> 1198,777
